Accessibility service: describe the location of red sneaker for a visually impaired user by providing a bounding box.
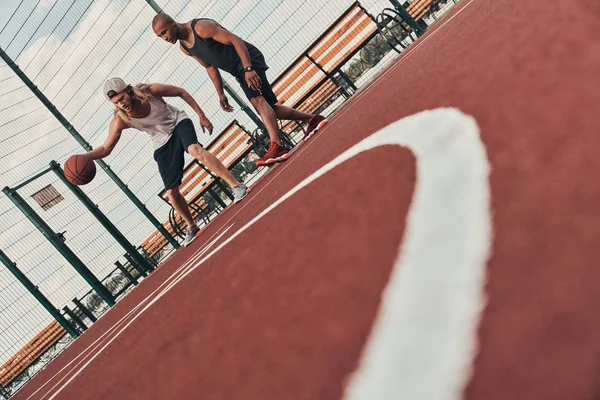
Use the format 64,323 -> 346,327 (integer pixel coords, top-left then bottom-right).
303,115 -> 328,142
255,142 -> 290,166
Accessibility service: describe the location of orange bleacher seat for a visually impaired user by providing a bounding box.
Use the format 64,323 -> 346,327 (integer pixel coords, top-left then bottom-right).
0,321 -> 66,388
270,2 -> 378,123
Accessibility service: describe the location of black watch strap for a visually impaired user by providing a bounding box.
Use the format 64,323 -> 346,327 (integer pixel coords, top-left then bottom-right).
244,66 -> 253,72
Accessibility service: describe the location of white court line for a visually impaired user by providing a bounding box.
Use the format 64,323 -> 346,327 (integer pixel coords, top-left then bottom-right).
343,109 -> 491,399
27,225 -> 235,400
39,108 -> 490,400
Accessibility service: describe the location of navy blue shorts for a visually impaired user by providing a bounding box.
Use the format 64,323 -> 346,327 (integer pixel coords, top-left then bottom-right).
153,119 -> 199,191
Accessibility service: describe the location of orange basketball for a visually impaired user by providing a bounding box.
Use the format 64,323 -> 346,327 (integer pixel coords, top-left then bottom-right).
64,154 -> 96,185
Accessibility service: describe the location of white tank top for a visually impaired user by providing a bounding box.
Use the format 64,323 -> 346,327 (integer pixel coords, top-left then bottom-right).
118,85 -> 189,150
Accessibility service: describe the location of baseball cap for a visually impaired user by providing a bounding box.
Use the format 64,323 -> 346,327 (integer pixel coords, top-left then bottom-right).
103,77 -> 128,100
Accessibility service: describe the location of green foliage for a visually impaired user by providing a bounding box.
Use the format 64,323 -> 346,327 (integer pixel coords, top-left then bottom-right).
345,33 -> 394,81
86,292 -> 103,313
85,272 -> 131,313
106,274 -> 128,295
200,192 -> 221,216
230,158 -> 259,183
150,247 -> 165,265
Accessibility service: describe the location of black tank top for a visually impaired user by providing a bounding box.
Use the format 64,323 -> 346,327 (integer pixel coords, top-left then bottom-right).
181,19 -> 268,77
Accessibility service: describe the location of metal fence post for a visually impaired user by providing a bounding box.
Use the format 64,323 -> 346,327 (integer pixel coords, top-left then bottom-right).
62,306 -> 87,332
2,186 -> 116,307
114,260 -> 138,285
72,298 -> 97,323
50,160 -> 156,275
0,249 -> 79,338
388,0 -> 425,35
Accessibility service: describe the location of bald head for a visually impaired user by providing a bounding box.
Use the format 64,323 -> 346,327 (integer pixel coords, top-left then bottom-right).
152,13 -> 171,29
152,13 -> 178,44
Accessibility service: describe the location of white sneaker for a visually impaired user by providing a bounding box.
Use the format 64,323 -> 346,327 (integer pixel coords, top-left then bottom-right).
232,184 -> 249,203
182,225 -> 201,247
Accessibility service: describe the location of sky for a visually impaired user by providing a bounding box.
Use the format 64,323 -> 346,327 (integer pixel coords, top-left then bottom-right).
0,0 -> 413,365
0,1 -> 20,29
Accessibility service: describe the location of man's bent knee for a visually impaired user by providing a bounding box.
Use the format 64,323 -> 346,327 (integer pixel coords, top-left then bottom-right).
250,95 -> 268,109
188,144 -> 206,161
166,186 -> 182,201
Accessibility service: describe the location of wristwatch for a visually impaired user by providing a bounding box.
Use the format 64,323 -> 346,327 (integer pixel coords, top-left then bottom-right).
244,66 -> 253,72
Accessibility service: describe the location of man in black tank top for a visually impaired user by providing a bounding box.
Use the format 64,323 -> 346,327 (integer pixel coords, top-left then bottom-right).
152,13 -> 329,166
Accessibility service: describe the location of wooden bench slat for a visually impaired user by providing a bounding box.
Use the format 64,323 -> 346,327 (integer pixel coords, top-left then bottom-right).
180,169 -> 212,200
407,0 -> 433,12
311,16 -> 377,72
180,165 -> 209,192
276,73 -> 330,108
273,63 -> 324,104
0,321 -> 66,387
279,80 -> 341,135
407,0 -> 435,20
273,5 -> 377,106
272,57 -> 316,96
0,322 -> 63,372
272,3 -> 377,114
310,9 -> 376,64
301,86 -> 342,115
299,79 -> 338,109
207,127 -> 252,170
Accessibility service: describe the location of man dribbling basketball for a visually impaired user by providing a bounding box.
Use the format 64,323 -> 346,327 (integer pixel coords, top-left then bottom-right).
151,13 -> 329,166
85,77 -> 248,246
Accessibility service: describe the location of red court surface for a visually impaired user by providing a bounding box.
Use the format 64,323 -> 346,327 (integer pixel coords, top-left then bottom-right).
12,0 -> 600,398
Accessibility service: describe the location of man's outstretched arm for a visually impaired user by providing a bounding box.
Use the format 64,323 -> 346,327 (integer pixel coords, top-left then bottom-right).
86,113 -> 126,159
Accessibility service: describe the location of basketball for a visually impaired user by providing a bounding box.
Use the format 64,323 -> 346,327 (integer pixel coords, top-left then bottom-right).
64,154 -> 96,185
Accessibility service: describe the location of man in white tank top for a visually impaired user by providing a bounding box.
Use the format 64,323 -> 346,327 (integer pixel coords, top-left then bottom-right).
84,77 -> 248,247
